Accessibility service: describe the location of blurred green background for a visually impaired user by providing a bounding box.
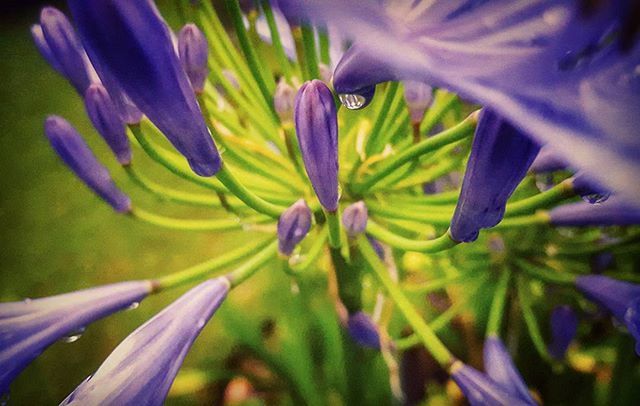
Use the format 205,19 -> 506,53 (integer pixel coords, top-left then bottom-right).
0,2 -> 263,404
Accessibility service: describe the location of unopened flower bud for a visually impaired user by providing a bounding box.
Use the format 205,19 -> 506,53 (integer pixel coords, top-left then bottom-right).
347,311 -> 380,349
274,78 -> 296,123
178,24 -> 209,94
549,305 -> 578,359
31,24 -> 63,74
294,80 -> 339,212
483,336 -> 536,404
342,201 -> 368,237
403,81 -> 433,123
44,115 -> 131,213
84,84 -> 131,165
277,199 -> 312,256
39,7 -> 93,93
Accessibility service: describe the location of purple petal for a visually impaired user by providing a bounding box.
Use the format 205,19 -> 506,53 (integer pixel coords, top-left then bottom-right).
549,197 -> 640,226
346,311 -> 380,350
451,362 -> 534,406
67,0 -> 220,176
576,275 -> 640,323
549,305 -> 578,359
61,278 -> 229,405
529,145 -> 569,173
0,280 -> 152,395
178,24 -> 209,94
342,201 -> 368,237
277,199 -> 312,256
483,336 -> 535,404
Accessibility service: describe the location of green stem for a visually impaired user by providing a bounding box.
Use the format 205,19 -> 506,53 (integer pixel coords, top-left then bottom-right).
352,112 -> 477,194
156,238 -> 274,290
516,275 -> 553,362
317,27 -> 330,65
514,259 -> 577,285
130,207 -> 272,232
300,25 -> 320,79
486,269 -> 511,336
260,0 -> 294,80
356,236 -> 454,367
505,179 -> 575,216
495,212 -> 550,228
420,90 -> 458,135
365,82 -> 400,156
289,227 -> 328,272
366,220 -> 458,252
216,163 -> 288,218
226,240 -> 279,287
367,202 -> 452,225
326,210 -> 342,248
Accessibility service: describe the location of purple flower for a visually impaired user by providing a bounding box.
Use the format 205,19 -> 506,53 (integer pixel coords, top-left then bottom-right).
342,201 -> 368,238
293,0 -> 640,205
576,275 -> 640,354
84,84 -> 131,165
37,7 -> 93,94
0,280 -> 153,396
450,361 -> 534,406
403,80 -> 433,124
529,145 -> 568,173
178,24 -> 209,94
483,336 -> 535,404
45,116 -> 131,213
67,0 -> 220,176
450,110 -> 540,242
549,305 -> 578,360
572,173 -> 610,204
274,78 -> 296,123
294,80 -> 339,211
277,199 -> 312,256
346,311 -> 380,350
549,197 -> 640,227
61,278 -> 230,405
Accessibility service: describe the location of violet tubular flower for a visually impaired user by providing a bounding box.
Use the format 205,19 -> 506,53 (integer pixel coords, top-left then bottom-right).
178,24 -> 209,94
38,7 -> 93,94
549,305 -> 578,360
277,199 -> 312,256
61,278 -> 230,405
346,311 -> 381,350
403,80 -> 433,124
483,336 -> 536,405
67,0 -> 220,177
576,275 -> 640,354
549,197 -> 640,227
45,116 -> 131,213
294,80 -> 339,212
84,84 -> 131,165
0,281 -> 153,396
450,110 -> 540,242
450,361 -> 533,406
342,201 -> 368,238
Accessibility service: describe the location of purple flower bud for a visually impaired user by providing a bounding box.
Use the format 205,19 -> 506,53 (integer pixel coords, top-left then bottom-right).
39,7 -> 93,93
294,80 -> 339,211
403,80 -> 433,123
84,84 -> 131,165
347,311 -> 380,350
178,24 -> 209,94
68,0 -> 221,176
0,280 -> 153,395
577,275 -> 640,354
450,362 -> 534,406
31,24 -> 63,74
61,278 -> 230,405
549,198 -> 640,227
450,110 -> 540,242
277,199 -> 312,256
572,173 -> 610,204
529,145 -> 568,173
590,251 -> 615,274
483,336 -> 535,404
274,78 -> 296,123
342,201 -> 368,238
367,235 -> 385,260
549,305 -> 578,360
45,115 -> 131,212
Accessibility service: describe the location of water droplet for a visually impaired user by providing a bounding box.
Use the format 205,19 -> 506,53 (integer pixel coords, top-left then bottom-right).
126,302 -> 139,311
62,327 -> 86,343
535,173 -> 554,192
339,93 -> 367,110
581,192 -> 610,204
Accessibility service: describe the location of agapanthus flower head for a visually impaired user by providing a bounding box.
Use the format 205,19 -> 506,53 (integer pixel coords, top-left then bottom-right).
44,115 -> 131,213
38,7 -> 93,94
342,201 -> 368,238
274,78 -> 296,123
450,109 -> 540,242
0,280 -> 153,396
84,83 -> 131,165
61,278 -> 230,405
576,275 -> 640,354
483,336 -> 535,404
67,0 -> 221,177
277,199 -> 312,256
549,198 -> 640,227
294,79 -> 339,211
346,311 -> 380,350
549,305 -> 578,360
178,24 -> 209,94
403,80 -> 433,124
450,361 -> 534,406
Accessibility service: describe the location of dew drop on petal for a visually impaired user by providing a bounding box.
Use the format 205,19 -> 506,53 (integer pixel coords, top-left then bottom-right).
581,192 -> 610,204
126,302 -> 140,311
62,327 -> 86,343
339,93 -> 367,110
535,173 -> 554,192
